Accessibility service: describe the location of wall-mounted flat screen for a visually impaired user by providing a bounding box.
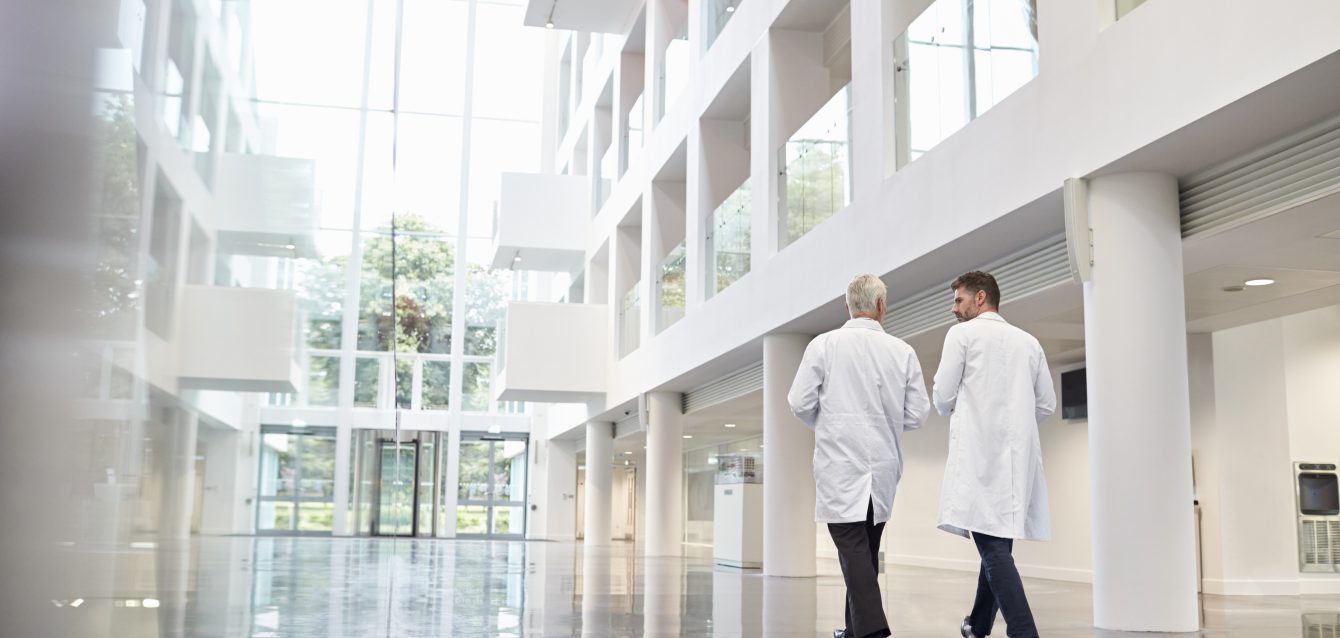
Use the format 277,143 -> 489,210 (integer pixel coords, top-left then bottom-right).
1299,473 -> 1340,515
1060,368 -> 1087,420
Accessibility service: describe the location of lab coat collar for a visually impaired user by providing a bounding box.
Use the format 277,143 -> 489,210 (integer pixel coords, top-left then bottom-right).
843,317 -> 885,331
976,311 -> 1008,324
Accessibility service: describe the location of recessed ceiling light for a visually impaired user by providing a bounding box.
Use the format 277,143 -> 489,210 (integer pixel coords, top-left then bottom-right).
142,599 -> 160,609
725,5 -> 735,12
724,423 -> 736,428
545,21 -> 555,29
624,451 -> 632,455
682,435 -> 693,439
1244,278 -> 1275,287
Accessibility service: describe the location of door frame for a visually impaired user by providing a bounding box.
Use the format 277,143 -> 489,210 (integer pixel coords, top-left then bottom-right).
456,432 -> 529,540
254,425 -> 338,536
371,438 -> 421,537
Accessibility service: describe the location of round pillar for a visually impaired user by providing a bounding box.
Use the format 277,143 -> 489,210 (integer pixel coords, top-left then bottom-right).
1084,172 -> 1199,631
763,334 -> 817,577
584,421 -> 614,546
645,391 -> 684,557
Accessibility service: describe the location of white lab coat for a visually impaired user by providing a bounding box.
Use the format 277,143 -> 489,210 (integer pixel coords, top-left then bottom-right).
932,312 -> 1056,541
788,318 -> 931,524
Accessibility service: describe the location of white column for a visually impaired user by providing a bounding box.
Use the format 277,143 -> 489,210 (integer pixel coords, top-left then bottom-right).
644,391 -> 684,556
1083,172 -> 1199,632
762,334 -> 817,577
584,421 -> 614,546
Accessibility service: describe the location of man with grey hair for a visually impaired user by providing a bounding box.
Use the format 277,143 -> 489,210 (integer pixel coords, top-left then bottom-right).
789,274 -> 931,638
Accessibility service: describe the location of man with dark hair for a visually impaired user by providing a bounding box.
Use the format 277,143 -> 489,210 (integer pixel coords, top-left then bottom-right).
933,271 -> 1056,638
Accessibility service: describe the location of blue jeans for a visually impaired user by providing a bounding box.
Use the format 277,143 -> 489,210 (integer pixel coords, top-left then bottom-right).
968,532 -> 1038,638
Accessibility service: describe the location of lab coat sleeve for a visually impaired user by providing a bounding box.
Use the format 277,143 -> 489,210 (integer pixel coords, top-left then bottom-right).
932,326 -> 965,416
902,350 -> 931,431
1033,346 -> 1057,424
787,337 -> 825,431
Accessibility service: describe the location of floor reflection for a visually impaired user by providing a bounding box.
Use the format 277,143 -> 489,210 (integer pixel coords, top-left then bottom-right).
72,536 -> 1340,637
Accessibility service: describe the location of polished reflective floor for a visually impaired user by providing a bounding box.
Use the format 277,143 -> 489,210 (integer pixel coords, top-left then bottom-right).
78,537 -> 1340,637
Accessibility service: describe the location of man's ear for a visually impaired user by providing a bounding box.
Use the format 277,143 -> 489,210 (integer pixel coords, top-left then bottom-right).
877,297 -> 886,314
976,289 -> 988,307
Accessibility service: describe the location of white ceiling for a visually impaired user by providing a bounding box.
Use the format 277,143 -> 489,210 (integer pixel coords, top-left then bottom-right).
524,0 -> 642,34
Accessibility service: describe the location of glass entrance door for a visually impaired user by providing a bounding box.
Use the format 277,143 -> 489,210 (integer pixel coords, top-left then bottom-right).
374,441 -> 418,536
456,433 -> 528,538
256,426 -> 337,535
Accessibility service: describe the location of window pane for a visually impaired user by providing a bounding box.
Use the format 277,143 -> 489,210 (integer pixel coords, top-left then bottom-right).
249,0 -> 385,108
472,3 -> 544,121
386,114 -> 463,232
358,229 -> 454,353
398,0 -> 469,114
491,505 -> 523,535
300,435 -> 336,498
456,505 -> 488,535
464,269 -> 510,356
462,362 -> 491,412
494,441 -> 526,502
296,502 -> 334,532
354,357 -> 381,407
259,433 -> 297,498
306,356 -> 340,407
422,360 -> 451,410
458,442 -> 489,500
467,119 -> 539,240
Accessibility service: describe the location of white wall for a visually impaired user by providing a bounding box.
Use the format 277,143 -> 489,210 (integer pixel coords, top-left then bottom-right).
879,366 -> 1094,582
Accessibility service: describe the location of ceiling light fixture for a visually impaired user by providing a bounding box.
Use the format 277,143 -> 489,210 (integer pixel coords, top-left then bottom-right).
725,4 -> 736,12
1244,278 -> 1275,287
682,434 -> 693,439
546,1 -> 557,28
724,423 -> 736,428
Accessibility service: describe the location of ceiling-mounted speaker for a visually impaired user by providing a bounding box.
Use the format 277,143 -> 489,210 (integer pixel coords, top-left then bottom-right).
1063,177 -> 1093,283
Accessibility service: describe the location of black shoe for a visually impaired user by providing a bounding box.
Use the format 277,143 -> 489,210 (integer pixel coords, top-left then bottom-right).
833,629 -> 850,638
960,616 -> 978,638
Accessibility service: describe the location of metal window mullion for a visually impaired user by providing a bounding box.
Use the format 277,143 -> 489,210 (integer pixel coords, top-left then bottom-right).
963,0 -> 978,121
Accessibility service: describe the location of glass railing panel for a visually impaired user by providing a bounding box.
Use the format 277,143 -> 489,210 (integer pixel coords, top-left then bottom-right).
894,0 -> 1038,167
780,85 -> 851,248
657,242 -> 687,333
625,93 -> 645,175
709,180 -> 751,296
620,283 -> 641,358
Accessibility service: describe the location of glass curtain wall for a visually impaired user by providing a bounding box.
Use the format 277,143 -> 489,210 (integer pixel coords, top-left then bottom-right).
56,0 -> 545,635
893,0 -> 1039,167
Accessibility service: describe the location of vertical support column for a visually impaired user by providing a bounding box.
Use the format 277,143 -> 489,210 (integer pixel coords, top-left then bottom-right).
332,421 -> 351,535
762,334 -> 816,577
584,421 -> 615,545
442,428 -> 462,538
645,391 -> 684,557
1083,172 -> 1198,631
849,0 -> 897,187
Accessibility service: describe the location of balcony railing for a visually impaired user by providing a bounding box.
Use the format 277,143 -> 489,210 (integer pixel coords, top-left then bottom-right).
284,350 -> 506,414
620,283 -> 642,358
657,243 -> 686,333
780,85 -> 851,249
708,179 -> 751,296
893,0 -> 1039,167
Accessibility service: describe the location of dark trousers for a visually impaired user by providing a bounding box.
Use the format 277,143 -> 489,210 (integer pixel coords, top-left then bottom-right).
968,532 -> 1038,638
826,500 -> 890,638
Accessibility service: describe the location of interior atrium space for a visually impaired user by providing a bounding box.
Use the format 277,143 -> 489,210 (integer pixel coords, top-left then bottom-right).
2,0 -> 1340,636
